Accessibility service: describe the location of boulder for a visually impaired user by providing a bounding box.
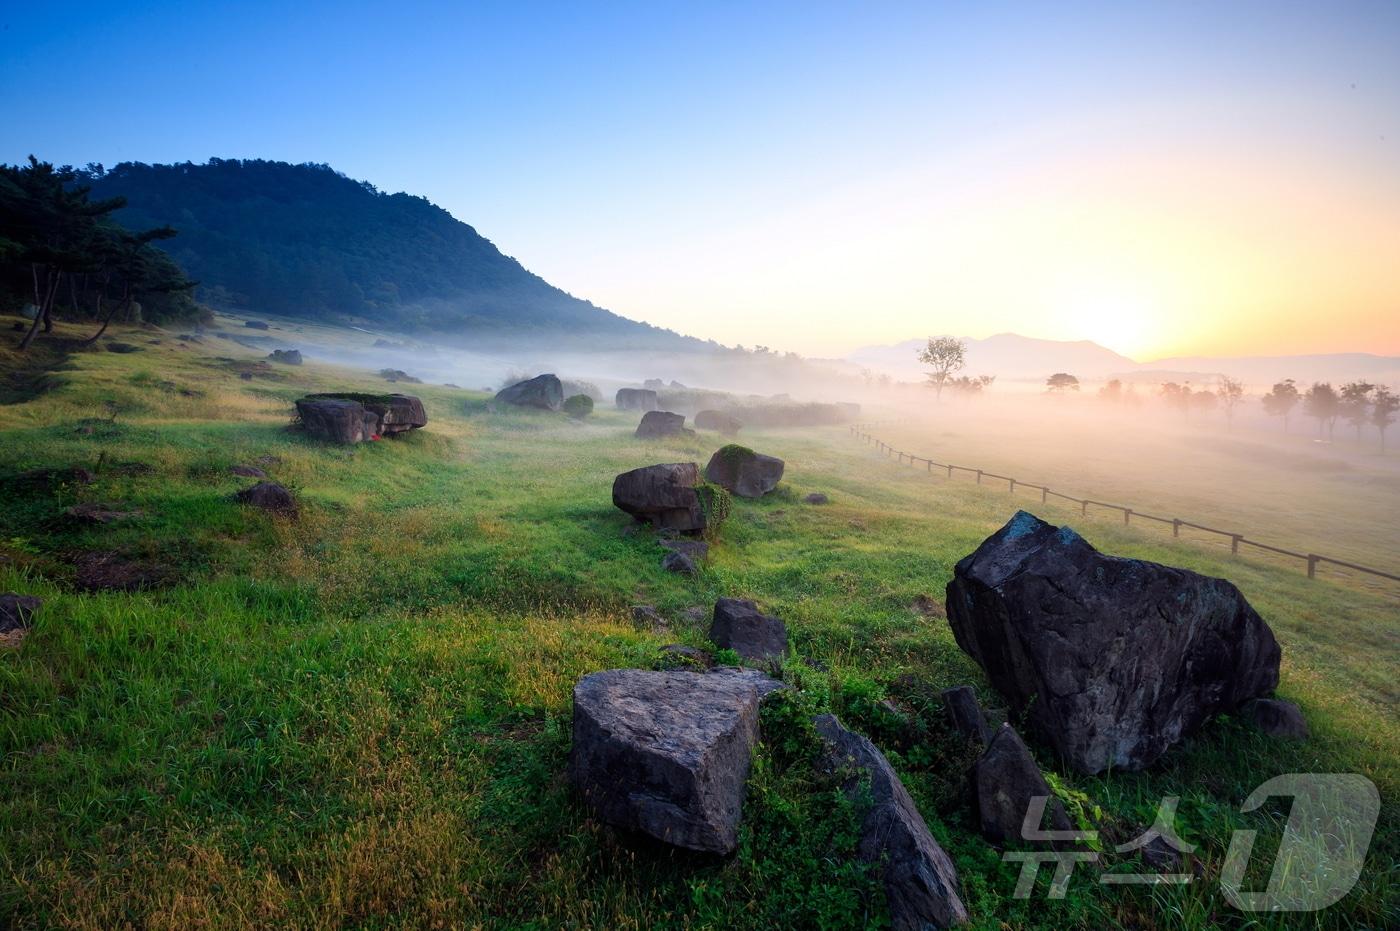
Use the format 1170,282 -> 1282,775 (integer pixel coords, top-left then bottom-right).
296,397 -> 376,444
234,481 -> 297,516
631,604 -> 665,628
662,551 -> 699,576
946,511 -> 1281,773
267,348 -> 303,365
660,538 -> 709,561
0,594 -> 41,635
815,715 -> 969,930
695,409 -> 742,435
297,393 -> 427,442
1240,698 -> 1309,739
568,667 -> 781,854
942,686 -> 993,746
709,597 -> 787,662
803,492 -> 829,505
612,462 -> 708,532
704,445 -> 784,498
635,410 -> 692,439
495,374 -> 563,411
973,725 -> 1072,845
616,388 -> 660,411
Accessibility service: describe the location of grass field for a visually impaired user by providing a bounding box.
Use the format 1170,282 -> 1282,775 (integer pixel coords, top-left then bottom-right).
2,318 -> 1396,929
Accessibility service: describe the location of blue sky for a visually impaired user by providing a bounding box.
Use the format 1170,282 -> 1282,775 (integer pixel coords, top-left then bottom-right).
3,1 -> 1397,358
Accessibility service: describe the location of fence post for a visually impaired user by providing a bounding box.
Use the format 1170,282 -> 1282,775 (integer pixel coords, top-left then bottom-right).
1081,500 -> 1088,516
1009,478 -> 1016,494
1041,486 -> 1048,503
976,469 -> 983,485
1307,554 -> 1319,578
1231,534 -> 1241,555
1172,519 -> 1181,537
947,464 -> 953,479
926,460 -> 931,472
1124,508 -> 1131,526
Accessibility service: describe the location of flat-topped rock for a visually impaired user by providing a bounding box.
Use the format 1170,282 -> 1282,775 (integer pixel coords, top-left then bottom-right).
704,445 -> 784,498
616,387 -> 660,411
635,410 -> 692,439
568,667 -> 781,854
296,393 -> 426,443
947,511 -> 1281,773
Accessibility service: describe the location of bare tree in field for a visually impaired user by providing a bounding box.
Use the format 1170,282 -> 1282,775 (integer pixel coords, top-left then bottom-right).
1339,381 -> 1375,442
917,336 -> 966,401
1303,382 -> 1341,439
1261,379 -> 1300,433
1216,376 -> 1244,431
1372,386 -> 1398,452
1046,372 -> 1079,393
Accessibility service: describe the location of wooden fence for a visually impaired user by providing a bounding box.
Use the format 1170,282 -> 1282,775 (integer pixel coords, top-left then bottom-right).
849,423 -> 1400,589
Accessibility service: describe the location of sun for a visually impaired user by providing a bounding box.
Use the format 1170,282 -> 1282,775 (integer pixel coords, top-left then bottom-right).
1053,286 -> 1159,360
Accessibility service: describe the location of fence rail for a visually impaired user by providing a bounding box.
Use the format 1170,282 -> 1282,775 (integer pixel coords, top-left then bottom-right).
849,423 -> 1400,589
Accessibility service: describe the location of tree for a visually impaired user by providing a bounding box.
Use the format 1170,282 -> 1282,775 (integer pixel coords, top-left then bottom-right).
1216,376 -> 1244,431
1339,381 -> 1375,442
1261,379 -> 1300,433
917,336 -> 966,401
949,374 -> 995,398
1303,382 -> 1341,439
1098,378 -> 1123,403
1160,382 -> 1192,419
1372,386 -> 1398,452
1046,372 -> 1079,393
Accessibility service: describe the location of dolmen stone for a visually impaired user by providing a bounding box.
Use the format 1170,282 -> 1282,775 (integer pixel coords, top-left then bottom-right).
568,667 -> 782,854
296,393 -> 427,443
635,410 -> 692,439
946,511 -> 1281,773
973,725 -> 1072,845
234,481 -> 297,516
267,348 -> 302,365
694,409 -> 742,435
815,715 -> 969,929
616,387 -> 660,411
613,462 -> 708,533
0,593 -> 41,635
942,686 -> 993,746
495,373 -> 563,411
1240,698 -> 1309,739
704,445 -> 784,498
709,597 -> 787,662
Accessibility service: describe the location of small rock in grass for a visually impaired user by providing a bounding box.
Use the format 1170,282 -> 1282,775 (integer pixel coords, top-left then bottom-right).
659,644 -> 713,668
659,538 -> 708,561
803,492 -> 829,505
234,481 -> 297,516
0,594 -> 41,635
64,503 -> 143,524
709,598 -> 787,662
1240,698 -> 1309,739
661,551 -> 699,576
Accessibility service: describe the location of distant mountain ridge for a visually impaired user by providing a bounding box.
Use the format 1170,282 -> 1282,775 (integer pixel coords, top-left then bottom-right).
90,159 -> 700,348
850,334 -> 1400,387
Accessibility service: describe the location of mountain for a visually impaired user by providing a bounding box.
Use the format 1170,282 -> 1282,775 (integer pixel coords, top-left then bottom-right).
1123,353 -> 1400,388
847,333 -> 1137,383
89,159 -> 699,348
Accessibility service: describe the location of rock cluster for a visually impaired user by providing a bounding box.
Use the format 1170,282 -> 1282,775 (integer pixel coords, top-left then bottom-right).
946,511 -> 1281,773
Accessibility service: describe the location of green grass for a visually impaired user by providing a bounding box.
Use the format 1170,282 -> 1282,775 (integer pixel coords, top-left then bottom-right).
1,318 -> 1396,929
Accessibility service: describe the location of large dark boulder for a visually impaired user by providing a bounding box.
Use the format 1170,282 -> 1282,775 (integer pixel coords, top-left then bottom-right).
704,445 -> 784,498
616,387 -> 660,411
496,374 -> 563,411
946,511 -> 1281,773
815,715 -> 968,929
1,593 -> 41,635
694,409 -> 742,435
973,725 -> 1072,845
635,410 -> 692,439
568,667 -> 782,854
709,597 -> 787,662
613,462 -> 711,533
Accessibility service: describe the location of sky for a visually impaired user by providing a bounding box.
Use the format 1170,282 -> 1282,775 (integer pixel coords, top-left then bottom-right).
2,1 -> 1398,361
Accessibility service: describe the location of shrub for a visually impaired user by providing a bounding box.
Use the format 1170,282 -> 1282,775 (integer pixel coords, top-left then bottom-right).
563,394 -> 594,419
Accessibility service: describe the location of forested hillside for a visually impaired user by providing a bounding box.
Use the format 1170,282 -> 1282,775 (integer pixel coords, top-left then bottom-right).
91,159 -> 697,346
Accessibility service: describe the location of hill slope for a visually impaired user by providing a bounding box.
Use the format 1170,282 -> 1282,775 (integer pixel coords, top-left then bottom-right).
90,159 -> 699,348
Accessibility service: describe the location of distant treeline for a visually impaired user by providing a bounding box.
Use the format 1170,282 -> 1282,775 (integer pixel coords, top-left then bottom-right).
1,157 -> 201,348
